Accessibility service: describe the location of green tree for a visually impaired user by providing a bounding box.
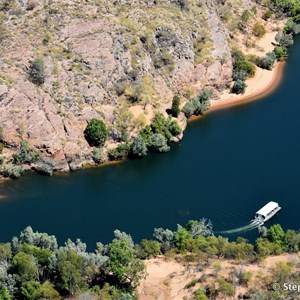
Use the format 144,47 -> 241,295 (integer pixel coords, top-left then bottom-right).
256,238 -> 283,257
130,135 -> 147,157
232,50 -> 246,67
12,252 -> 38,283
20,280 -> 60,300
174,227 -> 192,251
135,239 -> 161,259
108,143 -> 131,160
12,226 -> 58,252
275,31 -> 294,47
150,113 -> 181,141
284,229 -> 300,252
235,60 -> 256,77
185,219 -> 213,238
231,80 -> 247,94
20,281 -> 41,300
0,287 -> 11,300
233,70 -> 248,81
268,224 -> 285,245
147,133 -> 170,153
38,281 -> 60,300
257,52 -> 276,70
182,99 -> 198,118
106,239 -> 146,289
53,249 -> 87,295
285,19 -> 300,35
84,119 -> 109,147
28,58 -> 45,85
0,243 -> 11,262
274,46 -> 287,61
170,95 -> 180,117
139,125 -> 152,143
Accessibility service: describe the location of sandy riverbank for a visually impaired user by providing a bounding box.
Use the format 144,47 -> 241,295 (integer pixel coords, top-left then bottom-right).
209,61 -> 286,112
138,253 -> 295,300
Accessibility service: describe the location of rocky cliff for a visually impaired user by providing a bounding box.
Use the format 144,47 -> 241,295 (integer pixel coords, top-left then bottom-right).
0,0 -> 274,172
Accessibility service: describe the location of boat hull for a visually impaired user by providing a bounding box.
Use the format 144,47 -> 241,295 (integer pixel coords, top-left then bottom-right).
254,206 -> 281,224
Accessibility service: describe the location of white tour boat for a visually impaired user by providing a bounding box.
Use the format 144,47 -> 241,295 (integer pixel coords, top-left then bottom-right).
254,201 -> 281,224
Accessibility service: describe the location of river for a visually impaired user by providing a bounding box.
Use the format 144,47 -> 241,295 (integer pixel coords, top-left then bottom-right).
0,37 -> 299,248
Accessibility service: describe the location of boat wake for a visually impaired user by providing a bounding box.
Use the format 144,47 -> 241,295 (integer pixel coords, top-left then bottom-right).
217,220 -> 263,235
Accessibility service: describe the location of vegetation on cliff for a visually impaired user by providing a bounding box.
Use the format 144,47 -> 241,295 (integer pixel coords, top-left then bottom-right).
0,0 -> 294,174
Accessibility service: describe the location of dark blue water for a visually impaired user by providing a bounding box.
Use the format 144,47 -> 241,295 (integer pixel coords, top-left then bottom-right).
0,37 -> 299,248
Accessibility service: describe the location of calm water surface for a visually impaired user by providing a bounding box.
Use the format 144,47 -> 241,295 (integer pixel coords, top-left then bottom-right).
1,37 -> 299,248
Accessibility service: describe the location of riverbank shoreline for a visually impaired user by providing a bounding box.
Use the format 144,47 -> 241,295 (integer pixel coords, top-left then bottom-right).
188,61 -> 286,124
0,62 -> 288,183
210,61 -> 286,112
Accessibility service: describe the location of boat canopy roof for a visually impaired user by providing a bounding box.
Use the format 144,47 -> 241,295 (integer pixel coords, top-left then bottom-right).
256,201 -> 279,217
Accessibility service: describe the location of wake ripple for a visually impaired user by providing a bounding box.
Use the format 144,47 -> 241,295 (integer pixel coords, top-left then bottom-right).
216,220 -> 263,235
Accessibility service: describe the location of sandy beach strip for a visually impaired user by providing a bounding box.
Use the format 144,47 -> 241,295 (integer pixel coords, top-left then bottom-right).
209,61 -> 286,112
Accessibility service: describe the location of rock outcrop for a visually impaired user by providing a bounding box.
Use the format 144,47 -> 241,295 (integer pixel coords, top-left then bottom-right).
0,0 -> 269,171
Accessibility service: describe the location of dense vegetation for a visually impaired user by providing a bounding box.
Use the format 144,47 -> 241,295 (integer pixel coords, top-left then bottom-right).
182,88 -> 212,118
0,227 -> 145,300
84,119 -> 109,147
1,222 -> 300,299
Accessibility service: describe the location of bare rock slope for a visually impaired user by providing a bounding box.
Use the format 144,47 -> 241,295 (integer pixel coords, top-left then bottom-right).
0,0 -> 269,171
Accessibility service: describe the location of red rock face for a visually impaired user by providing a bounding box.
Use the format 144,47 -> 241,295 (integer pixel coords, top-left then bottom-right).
0,0 -> 237,171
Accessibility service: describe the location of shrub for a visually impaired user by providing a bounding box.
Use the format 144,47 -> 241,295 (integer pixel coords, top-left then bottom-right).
139,125 -> 152,143
182,100 -> 197,118
1,163 -> 25,178
84,119 -> 109,147
252,22 -> 266,38
92,148 -> 104,164
168,120 -> 181,136
130,135 -> 147,158
153,51 -> 174,72
235,60 -> 256,77
231,50 -> 245,68
285,19 -> 300,35
257,52 -> 276,70
233,70 -> 248,81
274,46 -> 288,61
32,161 -> 54,176
28,58 -> 45,85
218,278 -> 234,297
135,240 -> 161,259
231,80 -> 246,94
0,287 -> 10,300
241,10 -> 251,23
246,54 -> 260,64
182,89 -> 212,118
108,143 -> 131,160
12,140 -> 40,165
275,32 -> 294,47
147,133 -> 170,153
0,142 -> 3,153
151,113 -> 181,141
199,88 -> 213,102
263,10 -> 273,21
170,95 -> 180,117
